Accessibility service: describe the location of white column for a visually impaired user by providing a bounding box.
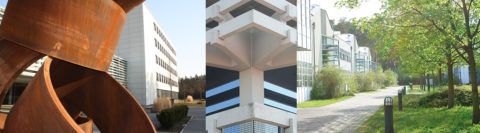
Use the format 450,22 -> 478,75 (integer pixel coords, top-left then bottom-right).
239,67 -> 264,105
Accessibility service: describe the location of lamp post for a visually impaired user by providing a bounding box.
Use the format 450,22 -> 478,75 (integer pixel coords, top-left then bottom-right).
384,96 -> 394,133
398,90 -> 403,111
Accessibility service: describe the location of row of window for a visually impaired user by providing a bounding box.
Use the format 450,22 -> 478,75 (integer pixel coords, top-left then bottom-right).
154,38 -> 177,65
153,23 -> 176,55
322,36 -> 338,45
339,49 -> 351,62
156,89 -> 179,99
297,61 -> 314,87
156,72 -> 178,87
322,49 -> 352,62
155,55 -> 178,76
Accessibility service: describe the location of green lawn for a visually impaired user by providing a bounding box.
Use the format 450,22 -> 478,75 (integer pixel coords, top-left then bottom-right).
298,96 -> 353,108
408,85 -> 477,93
408,85 -> 425,92
357,94 -> 480,133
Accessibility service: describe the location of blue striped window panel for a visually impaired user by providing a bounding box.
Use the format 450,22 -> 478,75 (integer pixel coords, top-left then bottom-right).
264,81 -> 297,114
206,79 -> 240,115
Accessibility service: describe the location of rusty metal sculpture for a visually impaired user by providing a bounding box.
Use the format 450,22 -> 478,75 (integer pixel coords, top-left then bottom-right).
0,0 -> 156,132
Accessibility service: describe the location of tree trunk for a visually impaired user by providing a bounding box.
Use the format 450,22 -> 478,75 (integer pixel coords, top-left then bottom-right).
438,66 -> 442,86
423,72 -> 426,91
447,52 -> 454,108
468,53 -> 480,124
432,70 -> 435,90
427,73 -> 431,92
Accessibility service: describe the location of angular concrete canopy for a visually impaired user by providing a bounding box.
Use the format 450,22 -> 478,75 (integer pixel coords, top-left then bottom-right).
206,10 -> 297,71
206,0 -> 298,133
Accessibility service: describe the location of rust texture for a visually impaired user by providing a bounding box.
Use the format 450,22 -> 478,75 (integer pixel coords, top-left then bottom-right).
0,0 -> 156,132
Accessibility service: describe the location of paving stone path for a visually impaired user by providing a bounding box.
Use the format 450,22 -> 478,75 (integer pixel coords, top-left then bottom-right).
182,106 -> 206,133
297,86 -> 403,133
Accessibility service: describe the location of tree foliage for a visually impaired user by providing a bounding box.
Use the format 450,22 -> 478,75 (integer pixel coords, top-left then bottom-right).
178,75 -> 205,99
353,0 -> 480,124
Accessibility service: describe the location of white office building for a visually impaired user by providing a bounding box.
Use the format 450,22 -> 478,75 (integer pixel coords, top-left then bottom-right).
311,7 -> 361,74
336,34 -> 358,74
356,46 -> 373,73
206,0 -> 299,132
297,0 -> 313,104
115,4 -> 179,106
311,7 -> 334,72
454,66 -> 480,85
297,7 -> 376,103
108,55 -> 128,86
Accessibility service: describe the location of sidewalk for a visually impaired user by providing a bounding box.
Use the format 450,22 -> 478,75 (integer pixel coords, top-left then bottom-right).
297,86 -> 402,133
182,106 -> 206,133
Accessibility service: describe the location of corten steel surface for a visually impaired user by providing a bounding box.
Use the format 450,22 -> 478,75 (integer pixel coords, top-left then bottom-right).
5,58 -> 155,132
0,40 -> 44,105
1,0 -> 126,72
0,0 -> 156,132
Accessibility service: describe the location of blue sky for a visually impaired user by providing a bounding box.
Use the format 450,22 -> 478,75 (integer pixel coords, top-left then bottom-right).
0,1 -> 206,78
144,1 -> 205,78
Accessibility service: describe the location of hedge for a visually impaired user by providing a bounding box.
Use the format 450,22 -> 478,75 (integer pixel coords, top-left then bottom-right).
157,105 -> 189,129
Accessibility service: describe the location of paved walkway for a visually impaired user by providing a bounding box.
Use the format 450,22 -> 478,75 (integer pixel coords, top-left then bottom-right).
297,86 -> 403,133
182,106 -> 206,133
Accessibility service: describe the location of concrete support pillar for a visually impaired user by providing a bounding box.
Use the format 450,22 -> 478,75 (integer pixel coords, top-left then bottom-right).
285,118 -> 297,133
239,67 -> 264,105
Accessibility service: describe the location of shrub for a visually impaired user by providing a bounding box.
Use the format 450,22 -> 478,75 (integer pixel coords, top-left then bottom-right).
186,95 -> 194,102
406,87 -> 479,108
384,69 -> 398,86
311,66 -> 345,99
152,98 -> 171,113
157,105 -> 189,129
354,72 -> 376,92
375,70 -> 386,88
345,75 -> 359,94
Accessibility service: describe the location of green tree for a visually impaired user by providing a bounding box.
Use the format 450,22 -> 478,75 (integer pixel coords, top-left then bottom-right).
179,75 -> 205,99
384,69 -> 398,86
354,0 -> 479,122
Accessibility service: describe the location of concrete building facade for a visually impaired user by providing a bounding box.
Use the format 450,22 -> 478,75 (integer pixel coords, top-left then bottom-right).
356,47 -> 373,73
336,34 -> 359,74
206,0 -> 299,132
296,0 -> 313,104
311,7 -> 335,72
115,4 -> 178,106
297,7 -> 376,103
454,66 -> 480,85
311,7 -> 366,74
108,55 -> 128,87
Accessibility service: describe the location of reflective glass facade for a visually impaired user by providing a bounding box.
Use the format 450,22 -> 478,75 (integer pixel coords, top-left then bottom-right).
296,0 -> 313,103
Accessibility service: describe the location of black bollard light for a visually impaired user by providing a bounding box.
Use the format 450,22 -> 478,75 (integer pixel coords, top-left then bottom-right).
398,90 -> 403,111
403,86 -> 406,95
385,97 -> 394,133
